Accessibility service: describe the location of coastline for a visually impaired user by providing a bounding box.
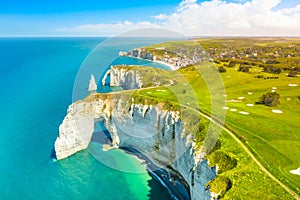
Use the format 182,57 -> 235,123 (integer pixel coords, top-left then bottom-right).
119,146 -> 191,200
153,60 -> 178,71
126,55 -> 177,71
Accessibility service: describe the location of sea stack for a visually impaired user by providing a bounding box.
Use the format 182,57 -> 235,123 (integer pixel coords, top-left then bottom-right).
88,74 -> 97,92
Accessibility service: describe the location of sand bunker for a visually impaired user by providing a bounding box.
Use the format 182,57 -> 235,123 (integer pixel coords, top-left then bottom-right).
238,97 -> 245,100
290,167 -> 300,176
288,84 -> 299,87
226,99 -> 242,103
230,108 -> 237,112
272,110 -> 283,114
272,87 -> 277,90
156,89 -> 166,92
246,104 -> 254,107
222,106 -> 230,110
239,111 -> 249,115
248,92 -> 253,95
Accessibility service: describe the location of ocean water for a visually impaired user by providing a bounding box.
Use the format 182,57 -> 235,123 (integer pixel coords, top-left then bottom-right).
0,37 -> 174,199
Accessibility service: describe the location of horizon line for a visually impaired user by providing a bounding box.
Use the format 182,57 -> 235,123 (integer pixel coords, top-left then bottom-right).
1,35 -> 300,38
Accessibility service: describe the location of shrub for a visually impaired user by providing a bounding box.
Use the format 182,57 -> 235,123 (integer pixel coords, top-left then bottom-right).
228,61 -> 236,68
263,66 -> 282,74
255,75 -> 264,79
238,65 -> 251,73
207,151 -> 237,173
206,176 -> 231,198
288,70 -> 298,77
218,66 -> 227,73
294,67 -> 300,72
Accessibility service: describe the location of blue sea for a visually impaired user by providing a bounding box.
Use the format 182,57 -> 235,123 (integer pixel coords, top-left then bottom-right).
0,37 -> 176,199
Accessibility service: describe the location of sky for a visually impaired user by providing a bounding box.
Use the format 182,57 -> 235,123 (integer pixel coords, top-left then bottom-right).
0,0 -> 300,36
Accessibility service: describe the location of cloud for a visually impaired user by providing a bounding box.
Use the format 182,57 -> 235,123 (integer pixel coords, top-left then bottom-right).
156,0 -> 300,36
56,20 -> 161,36
281,4 -> 300,14
56,0 -> 300,36
152,14 -> 168,20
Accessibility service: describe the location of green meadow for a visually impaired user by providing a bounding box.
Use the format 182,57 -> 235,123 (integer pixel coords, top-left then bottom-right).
103,38 -> 300,198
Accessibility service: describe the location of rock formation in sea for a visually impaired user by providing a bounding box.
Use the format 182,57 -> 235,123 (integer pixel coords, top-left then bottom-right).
88,74 -> 97,92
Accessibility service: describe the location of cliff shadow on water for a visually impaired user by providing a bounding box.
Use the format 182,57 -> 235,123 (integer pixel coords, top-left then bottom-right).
121,147 -> 191,200
89,120 -> 190,200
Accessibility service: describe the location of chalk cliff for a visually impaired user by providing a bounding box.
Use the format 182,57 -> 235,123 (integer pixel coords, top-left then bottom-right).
54,94 -> 216,199
54,66 -> 216,199
102,66 -> 143,89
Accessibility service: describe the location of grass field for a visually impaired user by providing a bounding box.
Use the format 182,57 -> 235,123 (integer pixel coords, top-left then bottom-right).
107,38 -> 300,199
182,64 -> 300,198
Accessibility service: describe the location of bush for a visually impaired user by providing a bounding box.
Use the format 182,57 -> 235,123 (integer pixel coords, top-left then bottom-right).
228,61 -> 236,68
265,59 -> 280,64
218,66 -> 227,73
257,92 -> 280,107
288,70 -> 298,77
255,75 -> 264,79
206,176 -> 231,198
238,65 -> 251,73
294,67 -> 300,72
263,66 -> 282,74
207,151 -> 237,173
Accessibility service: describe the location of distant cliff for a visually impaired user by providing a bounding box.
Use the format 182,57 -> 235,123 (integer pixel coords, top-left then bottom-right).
102,65 -> 143,89
119,46 -> 210,69
119,48 -> 154,60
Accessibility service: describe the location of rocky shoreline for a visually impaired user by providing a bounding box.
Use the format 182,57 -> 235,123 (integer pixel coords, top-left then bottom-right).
121,146 -> 191,200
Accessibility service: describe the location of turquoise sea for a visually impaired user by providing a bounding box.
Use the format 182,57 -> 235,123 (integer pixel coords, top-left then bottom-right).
0,37 -> 175,199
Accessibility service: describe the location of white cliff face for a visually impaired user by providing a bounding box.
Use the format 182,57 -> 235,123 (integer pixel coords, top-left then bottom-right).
110,102 -> 215,199
109,66 -> 143,89
101,69 -> 111,86
54,96 -> 216,199
54,65 -> 215,199
54,102 -> 95,160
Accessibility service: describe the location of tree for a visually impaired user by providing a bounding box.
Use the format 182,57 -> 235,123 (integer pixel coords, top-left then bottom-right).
288,70 -> 298,77
228,61 -> 236,68
263,66 -> 282,74
257,92 -> 280,107
238,65 -> 250,73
